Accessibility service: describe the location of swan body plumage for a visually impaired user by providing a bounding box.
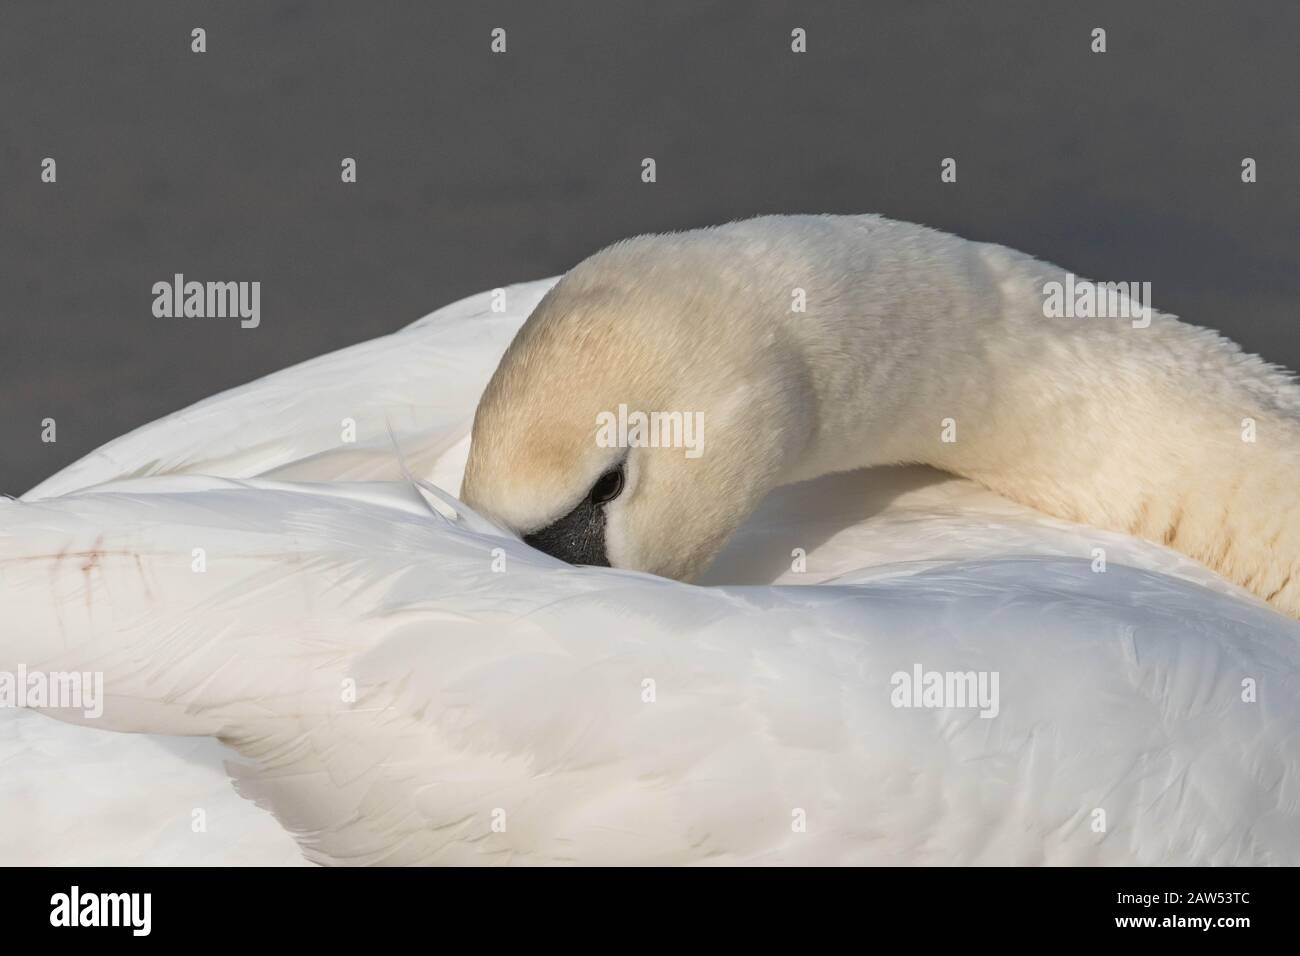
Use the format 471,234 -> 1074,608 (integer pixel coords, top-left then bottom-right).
3,217 -> 1299,865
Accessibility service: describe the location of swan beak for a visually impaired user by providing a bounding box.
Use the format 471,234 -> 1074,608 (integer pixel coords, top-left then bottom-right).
523,496 -> 610,568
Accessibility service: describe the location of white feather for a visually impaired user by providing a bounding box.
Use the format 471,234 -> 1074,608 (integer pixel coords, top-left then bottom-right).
3,272 -> 1298,865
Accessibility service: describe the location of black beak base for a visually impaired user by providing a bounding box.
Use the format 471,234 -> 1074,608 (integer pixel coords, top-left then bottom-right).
523,496 -> 610,567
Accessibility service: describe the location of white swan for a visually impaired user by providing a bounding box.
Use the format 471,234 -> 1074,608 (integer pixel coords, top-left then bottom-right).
465,215 -> 1300,616
3,218 -> 1299,865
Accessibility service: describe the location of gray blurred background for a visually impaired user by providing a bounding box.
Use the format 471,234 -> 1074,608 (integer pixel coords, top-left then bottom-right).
3,0 -> 1297,496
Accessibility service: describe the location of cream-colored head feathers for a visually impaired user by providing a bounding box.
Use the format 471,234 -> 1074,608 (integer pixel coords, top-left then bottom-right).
462,229 -> 810,580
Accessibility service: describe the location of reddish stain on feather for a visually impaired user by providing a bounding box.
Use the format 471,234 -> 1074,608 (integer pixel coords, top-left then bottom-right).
1,535 -> 155,609
80,536 -> 104,574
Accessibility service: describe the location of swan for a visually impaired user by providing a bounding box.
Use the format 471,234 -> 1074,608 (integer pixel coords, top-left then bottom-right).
2,216 -> 1298,865
464,215 -> 1300,617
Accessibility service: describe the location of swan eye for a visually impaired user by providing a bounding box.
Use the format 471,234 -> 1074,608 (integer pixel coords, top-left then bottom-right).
589,466 -> 624,505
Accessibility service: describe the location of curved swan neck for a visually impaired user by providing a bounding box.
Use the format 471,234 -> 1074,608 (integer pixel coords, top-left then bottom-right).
723,214 -> 1300,617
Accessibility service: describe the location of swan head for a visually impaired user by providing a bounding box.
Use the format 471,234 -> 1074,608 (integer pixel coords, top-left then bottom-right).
462,233 -> 812,580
